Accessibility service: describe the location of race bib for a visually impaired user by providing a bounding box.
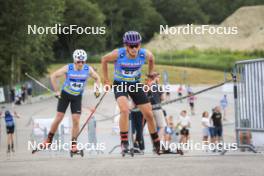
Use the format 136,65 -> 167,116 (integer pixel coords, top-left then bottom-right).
121,70 -> 139,77
70,82 -> 84,91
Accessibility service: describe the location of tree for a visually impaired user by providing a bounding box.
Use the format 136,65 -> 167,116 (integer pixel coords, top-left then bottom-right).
92,0 -> 165,48
0,0 -> 64,85
152,0 -> 209,26
55,0 -> 106,62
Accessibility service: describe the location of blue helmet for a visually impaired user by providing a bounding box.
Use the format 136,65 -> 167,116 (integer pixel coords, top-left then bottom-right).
123,31 -> 142,45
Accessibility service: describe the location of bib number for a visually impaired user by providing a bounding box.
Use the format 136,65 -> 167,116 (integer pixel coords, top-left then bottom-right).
121,70 -> 138,77
70,82 -> 84,91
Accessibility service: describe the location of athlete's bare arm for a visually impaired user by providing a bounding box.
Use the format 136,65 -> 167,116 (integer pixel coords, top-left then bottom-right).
13,111 -> 20,118
146,50 -> 155,75
101,49 -> 118,84
50,65 -> 68,94
89,66 -> 101,87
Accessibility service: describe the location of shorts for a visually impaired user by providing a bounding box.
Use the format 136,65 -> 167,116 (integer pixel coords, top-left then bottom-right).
214,126 -> 223,137
153,109 -> 166,128
202,128 -> 210,137
189,102 -> 194,108
180,127 -> 189,136
113,81 -> 149,105
6,125 -> 15,134
165,126 -> 173,135
57,90 -> 82,114
209,127 -> 215,137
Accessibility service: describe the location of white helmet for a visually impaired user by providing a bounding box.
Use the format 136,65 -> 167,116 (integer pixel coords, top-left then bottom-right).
73,49 -> 87,62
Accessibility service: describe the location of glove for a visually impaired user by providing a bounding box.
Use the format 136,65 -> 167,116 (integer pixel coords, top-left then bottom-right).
55,91 -> 61,99
94,91 -> 100,98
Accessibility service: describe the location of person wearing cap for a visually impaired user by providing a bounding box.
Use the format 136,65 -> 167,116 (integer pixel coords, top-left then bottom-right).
39,49 -> 101,153
101,31 -> 161,155
146,72 -> 167,142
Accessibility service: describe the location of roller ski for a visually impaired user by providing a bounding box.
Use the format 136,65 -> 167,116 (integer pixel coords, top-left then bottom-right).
121,142 -> 134,157
152,138 -> 162,155
70,140 -> 84,158
32,139 -> 51,154
161,148 -> 184,155
133,143 -> 144,155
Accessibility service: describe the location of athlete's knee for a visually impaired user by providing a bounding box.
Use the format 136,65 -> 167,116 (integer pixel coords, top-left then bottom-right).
143,110 -> 154,120
72,119 -> 79,127
119,108 -> 130,117
55,112 -> 64,122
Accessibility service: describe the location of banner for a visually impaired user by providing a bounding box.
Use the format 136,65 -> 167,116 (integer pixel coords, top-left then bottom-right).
0,87 -> 5,103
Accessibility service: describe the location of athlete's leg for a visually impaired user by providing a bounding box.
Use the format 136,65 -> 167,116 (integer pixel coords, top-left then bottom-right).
71,114 -> 80,139
70,114 -> 80,152
46,91 -> 70,144
116,96 -> 130,146
6,133 -> 11,152
50,112 -> 65,134
10,133 -> 15,152
137,103 -> 161,154
137,103 -> 156,133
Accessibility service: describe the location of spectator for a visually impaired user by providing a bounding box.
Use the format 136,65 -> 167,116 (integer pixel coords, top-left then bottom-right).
27,82 -> 33,104
177,85 -> 184,103
130,110 -> 145,153
163,115 -> 182,154
21,84 -> 27,103
9,87 -> 15,106
186,85 -> 192,94
187,92 -> 196,115
201,111 -> 210,152
146,72 -> 167,142
177,110 -> 191,144
239,119 -> 252,152
15,85 -> 22,105
211,106 -> 223,146
220,94 -> 228,121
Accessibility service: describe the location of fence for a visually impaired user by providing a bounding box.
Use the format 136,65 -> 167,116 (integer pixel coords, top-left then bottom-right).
234,58 -> 264,152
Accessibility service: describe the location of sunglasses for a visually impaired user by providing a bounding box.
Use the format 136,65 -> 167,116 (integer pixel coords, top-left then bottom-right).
128,44 -> 139,49
76,61 -> 85,64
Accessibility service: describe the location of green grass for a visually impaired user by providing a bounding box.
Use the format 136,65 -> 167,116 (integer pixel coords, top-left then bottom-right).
153,48 -> 264,71
48,48 -> 264,85
62,48 -> 264,72
48,63 -> 229,85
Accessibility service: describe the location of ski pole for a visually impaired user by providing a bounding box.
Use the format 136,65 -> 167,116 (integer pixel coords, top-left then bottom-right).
76,92 -> 107,139
25,73 -> 60,99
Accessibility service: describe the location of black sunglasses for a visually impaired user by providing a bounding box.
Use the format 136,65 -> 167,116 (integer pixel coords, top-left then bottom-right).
128,44 -> 139,49
76,61 -> 85,64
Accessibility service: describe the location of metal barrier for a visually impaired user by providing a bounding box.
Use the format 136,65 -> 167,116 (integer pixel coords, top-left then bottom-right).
234,58 -> 264,152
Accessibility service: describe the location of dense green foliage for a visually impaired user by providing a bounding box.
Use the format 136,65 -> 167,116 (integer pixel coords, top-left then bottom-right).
0,0 -> 263,85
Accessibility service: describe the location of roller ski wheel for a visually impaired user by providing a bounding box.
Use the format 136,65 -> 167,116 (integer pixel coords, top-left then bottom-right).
32,139 -> 51,154
121,142 -> 129,157
177,149 -> 184,155
130,148 -> 134,157
70,149 -> 84,157
153,140 -> 161,155
70,144 -> 84,157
